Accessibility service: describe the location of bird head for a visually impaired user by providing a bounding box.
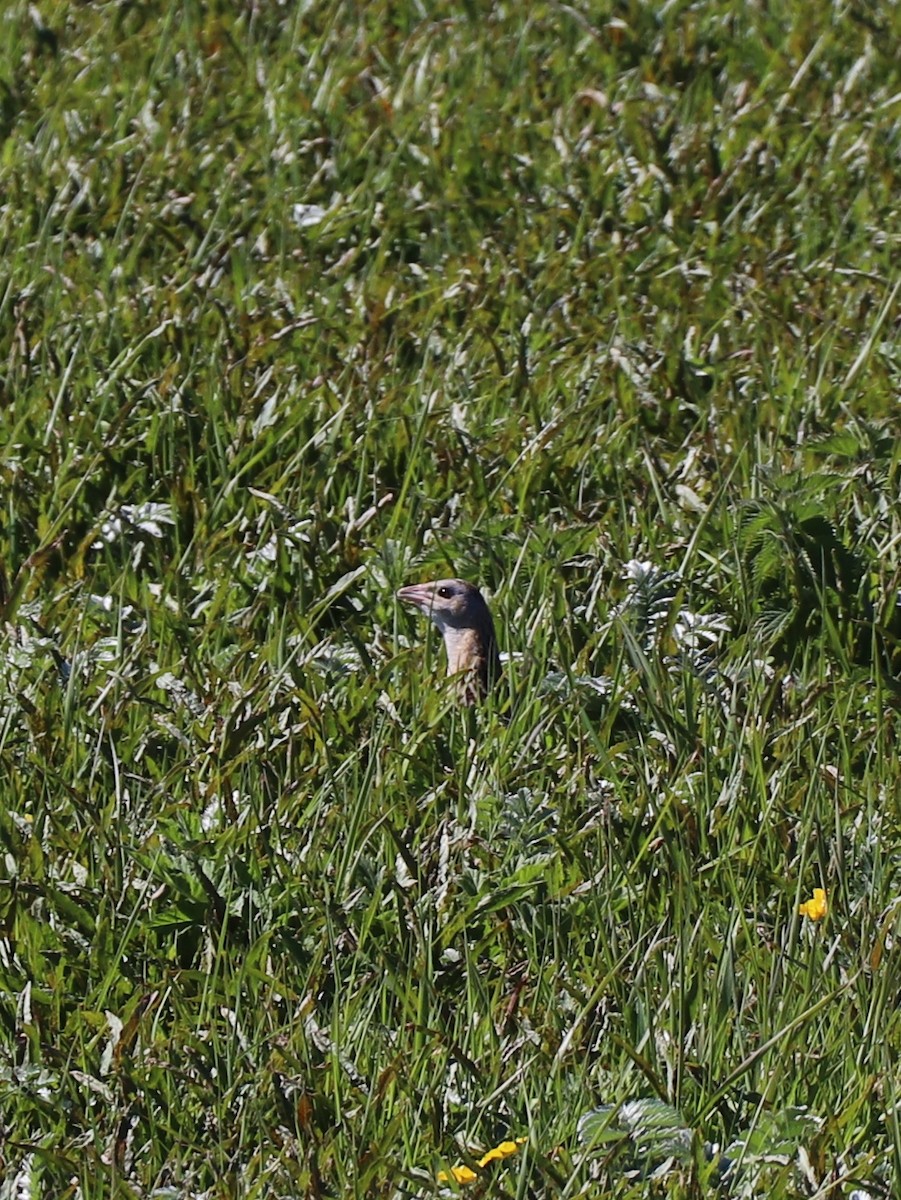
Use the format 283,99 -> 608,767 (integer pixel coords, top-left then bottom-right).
396,579 -> 489,632
396,578 -> 501,702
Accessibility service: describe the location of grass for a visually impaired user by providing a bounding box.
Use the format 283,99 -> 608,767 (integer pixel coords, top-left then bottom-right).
1,0 -> 900,1195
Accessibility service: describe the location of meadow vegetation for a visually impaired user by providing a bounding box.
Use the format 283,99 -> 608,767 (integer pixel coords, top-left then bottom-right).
1,0 -> 900,1195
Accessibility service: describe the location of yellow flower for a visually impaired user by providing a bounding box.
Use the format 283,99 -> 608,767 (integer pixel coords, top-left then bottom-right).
437,1165 -> 478,1185
799,888 -> 828,921
478,1139 -> 525,1167
437,1137 -> 526,1185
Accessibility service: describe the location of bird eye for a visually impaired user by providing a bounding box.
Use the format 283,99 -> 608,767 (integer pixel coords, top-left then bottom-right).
437,586 -> 452,598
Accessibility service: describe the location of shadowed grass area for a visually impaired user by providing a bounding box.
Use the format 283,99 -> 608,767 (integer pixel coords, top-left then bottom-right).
1,0 -> 901,1195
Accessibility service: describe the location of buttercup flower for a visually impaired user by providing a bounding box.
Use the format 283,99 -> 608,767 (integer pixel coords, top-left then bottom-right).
438,1165 -> 478,1185
477,1139 -> 524,1167
438,1137 -> 526,1185
799,888 -> 828,921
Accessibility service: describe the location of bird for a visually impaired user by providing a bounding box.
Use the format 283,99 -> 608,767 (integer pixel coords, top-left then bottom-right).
396,579 -> 501,705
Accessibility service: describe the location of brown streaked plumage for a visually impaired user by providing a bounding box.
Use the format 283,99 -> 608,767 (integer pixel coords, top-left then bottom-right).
396,579 -> 501,705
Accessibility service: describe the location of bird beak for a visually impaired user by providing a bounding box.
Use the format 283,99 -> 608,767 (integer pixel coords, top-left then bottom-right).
396,583 -> 434,612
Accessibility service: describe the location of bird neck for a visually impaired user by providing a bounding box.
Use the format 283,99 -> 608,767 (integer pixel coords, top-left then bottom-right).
443,621 -> 501,702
